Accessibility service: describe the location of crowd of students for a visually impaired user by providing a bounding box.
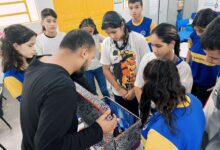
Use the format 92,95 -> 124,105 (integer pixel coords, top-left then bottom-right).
0,0 -> 220,149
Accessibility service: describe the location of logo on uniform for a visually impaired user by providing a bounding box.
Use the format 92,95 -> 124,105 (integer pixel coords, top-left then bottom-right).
140,30 -> 146,36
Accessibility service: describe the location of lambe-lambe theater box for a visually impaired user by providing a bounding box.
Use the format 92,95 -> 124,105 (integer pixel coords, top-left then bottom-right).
75,82 -> 141,150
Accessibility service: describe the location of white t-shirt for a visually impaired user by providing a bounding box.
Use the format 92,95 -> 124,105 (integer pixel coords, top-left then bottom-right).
100,31 -> 150,96
35,32 -> 65,55
87,34 -> 105,70
134,53 -> 193,93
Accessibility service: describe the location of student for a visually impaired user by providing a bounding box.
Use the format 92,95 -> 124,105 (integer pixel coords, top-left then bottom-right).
127,0 -> 156,46
186,8 -> 219,106
135,23 -> 193,102
79,18 -> 109,97
20,30 -> 117,150
35,8 -> 65,55
200,16 -> 220,150
1,24 -> 36,101
100,11 -> 150,116
140,59 -> 205,150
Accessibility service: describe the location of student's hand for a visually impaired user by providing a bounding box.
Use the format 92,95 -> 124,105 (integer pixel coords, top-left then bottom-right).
117,87 -> 128,98
124,88 -> 135,101
96,111 -> 117,135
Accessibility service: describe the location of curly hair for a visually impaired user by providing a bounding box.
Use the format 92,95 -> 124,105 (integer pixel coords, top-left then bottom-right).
140,59 -> 186,132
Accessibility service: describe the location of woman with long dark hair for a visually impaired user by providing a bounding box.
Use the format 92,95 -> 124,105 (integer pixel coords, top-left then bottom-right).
140,59 -> 205,150
1,24 -> 37,101
100,11 -> 150,115
135,23 -> 193,102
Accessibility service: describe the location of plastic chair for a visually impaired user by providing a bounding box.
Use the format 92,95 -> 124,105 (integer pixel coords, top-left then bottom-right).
176,19 -> 189,31
191,12 -> 197,19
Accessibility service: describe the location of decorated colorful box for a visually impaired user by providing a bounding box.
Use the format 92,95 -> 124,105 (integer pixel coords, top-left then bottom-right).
75,82 -> 141,150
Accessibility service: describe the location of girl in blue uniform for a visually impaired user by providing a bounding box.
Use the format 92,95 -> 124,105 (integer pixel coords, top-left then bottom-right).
186,8 -> 219,106
140,59 -> 205,150
1,24 -> 37,101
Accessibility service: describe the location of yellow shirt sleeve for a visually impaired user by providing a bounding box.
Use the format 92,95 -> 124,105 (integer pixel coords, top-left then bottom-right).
143,129 -> 178,150
146,22 -> 157,43
4,76 -> 22,100
150,22 -> 157,33
188,38 -> 192,50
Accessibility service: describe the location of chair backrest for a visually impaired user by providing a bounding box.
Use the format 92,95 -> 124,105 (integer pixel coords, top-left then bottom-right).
191,12 -> 197,19
176,19 -> 190,31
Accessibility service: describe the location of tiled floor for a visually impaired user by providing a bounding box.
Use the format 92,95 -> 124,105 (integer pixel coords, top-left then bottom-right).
0,89 -> 21,150
0,81 -> 108,150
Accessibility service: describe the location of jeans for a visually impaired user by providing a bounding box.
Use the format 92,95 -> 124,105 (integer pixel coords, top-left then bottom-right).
85,67 -> 109,97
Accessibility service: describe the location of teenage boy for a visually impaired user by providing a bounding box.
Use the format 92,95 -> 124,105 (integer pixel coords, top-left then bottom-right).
200,16 -> 220,150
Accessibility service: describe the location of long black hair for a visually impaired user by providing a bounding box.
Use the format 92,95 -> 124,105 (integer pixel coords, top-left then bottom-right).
192,8 -> 217,28
102,11 -> 131,50
1,24 -> 37,72
151,23 -> 180,56
79,18 -> 99,35
140,59 -> 186,132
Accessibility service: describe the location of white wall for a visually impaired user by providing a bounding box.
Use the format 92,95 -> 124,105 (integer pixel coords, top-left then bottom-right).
183,0 -> 198,19
0,0 -> 54,33
197,0 -> 220,11
114,2 -> 131,21
114,0 -> 157,23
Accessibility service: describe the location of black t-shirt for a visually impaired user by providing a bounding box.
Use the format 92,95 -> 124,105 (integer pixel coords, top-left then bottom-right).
20,58 -> 103,150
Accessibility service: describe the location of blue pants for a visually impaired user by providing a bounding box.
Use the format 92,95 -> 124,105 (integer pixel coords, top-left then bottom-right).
85,67 -> 109,97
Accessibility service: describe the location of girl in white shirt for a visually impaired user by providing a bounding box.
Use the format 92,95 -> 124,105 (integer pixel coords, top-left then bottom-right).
100,11 -> 150,116
134,23 -> 193,102
79,18 -> 109,97
35,8 -> 65,55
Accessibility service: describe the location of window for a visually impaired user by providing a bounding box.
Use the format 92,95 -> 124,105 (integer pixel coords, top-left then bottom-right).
0,0 -> 39,27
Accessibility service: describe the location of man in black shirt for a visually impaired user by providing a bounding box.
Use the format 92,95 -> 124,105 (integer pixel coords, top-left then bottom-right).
20,30 -> 117,150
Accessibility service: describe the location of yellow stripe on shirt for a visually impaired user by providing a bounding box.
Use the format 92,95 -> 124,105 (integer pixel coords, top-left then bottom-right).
191,51 -> 216,66
4,76 -> 22,99
142,129 -> 178,150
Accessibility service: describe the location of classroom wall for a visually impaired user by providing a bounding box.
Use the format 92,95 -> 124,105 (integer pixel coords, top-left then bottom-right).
183,0 -> 199,19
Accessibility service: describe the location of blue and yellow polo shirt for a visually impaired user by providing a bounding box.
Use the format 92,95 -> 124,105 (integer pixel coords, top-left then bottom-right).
127,17 -> 156,44
141,94 -> 205,150
4,68 -> 24,101
189,31 -> 220,87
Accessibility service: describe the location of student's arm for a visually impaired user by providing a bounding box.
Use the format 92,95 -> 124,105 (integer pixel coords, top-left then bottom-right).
134,54 -> 149,102
179,62 -> 193,93
134,87 -> 142,103
35,37 -> 43,56
4,76 -> 22,101
143,129 -> 178,150
102,65 -> 127,97
100,39 -> 127,97
186,38 -> 192,63
34,86 -> 103,150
